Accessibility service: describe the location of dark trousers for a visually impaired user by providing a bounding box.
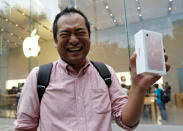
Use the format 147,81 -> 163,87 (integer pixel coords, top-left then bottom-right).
158,103 -> 167,120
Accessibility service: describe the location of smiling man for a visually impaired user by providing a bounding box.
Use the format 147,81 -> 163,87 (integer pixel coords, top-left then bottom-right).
54,12 -> 90,71
15,8 -> 170,131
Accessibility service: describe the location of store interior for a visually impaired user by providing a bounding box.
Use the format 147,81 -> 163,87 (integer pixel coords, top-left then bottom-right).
0,0 -> 183,127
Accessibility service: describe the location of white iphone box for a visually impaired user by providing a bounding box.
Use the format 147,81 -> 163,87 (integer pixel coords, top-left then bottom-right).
134,29 -> 166,75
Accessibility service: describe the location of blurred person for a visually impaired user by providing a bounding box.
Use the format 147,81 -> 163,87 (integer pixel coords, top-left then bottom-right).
164,82 -> 171,101
154,84 -> 167,121
15,7 -> 170,131
146,85 -> 153,97
8,86 -> 17,94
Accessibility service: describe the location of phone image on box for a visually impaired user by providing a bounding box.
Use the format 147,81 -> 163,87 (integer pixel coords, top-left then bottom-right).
145,32 -> 164,71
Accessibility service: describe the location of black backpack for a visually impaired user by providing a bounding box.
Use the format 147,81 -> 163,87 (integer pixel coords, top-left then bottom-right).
37,61 -> 112,102
160,89 -> 169,103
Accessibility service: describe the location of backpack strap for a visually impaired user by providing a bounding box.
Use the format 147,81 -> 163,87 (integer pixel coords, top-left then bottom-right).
90,61 -> 112,88
37,63 -> 53,102
37,61 -> 112,103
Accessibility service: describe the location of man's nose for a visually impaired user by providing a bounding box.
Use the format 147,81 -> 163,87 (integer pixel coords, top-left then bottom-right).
69,34 -> 79,45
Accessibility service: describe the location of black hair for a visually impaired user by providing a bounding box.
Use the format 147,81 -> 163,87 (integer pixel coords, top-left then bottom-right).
154,84 -> 159,88
53,7 -> 91,42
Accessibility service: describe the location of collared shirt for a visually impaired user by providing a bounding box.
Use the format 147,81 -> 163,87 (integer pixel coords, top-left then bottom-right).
15,58 -> 137,131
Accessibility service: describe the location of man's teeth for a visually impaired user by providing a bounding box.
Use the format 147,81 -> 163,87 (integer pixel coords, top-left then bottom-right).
69,47 -> 81,52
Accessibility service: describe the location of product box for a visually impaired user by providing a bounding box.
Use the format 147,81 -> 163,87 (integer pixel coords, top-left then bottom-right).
134,29 -> 166,75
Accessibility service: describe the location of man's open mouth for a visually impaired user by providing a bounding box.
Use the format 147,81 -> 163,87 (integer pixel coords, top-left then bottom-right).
67,47 -> 82,52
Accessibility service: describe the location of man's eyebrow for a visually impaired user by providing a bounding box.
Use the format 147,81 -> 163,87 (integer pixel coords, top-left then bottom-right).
59,27 -> 86,33
59,30 -> 71,33
75,27 -> 86,32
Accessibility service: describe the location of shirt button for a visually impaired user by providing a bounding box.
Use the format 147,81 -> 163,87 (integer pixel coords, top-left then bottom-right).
78,96 -> 81,100
80,117 -> 83,120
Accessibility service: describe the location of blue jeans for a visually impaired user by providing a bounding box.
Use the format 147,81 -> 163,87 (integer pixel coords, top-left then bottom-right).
158,103 -> 167,120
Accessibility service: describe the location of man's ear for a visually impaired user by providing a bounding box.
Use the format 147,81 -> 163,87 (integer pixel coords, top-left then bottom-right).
54,43 -> 57,48
54,38 -> 57,48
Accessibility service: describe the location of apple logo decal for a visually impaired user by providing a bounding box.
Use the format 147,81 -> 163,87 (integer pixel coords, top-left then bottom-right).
23,29 -> 40,58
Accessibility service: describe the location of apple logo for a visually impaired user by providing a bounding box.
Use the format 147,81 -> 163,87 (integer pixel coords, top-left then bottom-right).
23,29 -> 40,58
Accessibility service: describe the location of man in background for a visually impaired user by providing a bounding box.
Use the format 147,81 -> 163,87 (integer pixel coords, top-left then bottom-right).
164,82 -> 171,102
154,84 -> 168,122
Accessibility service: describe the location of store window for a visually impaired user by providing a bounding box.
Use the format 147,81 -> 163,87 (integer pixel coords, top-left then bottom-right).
0,0 -> 183,129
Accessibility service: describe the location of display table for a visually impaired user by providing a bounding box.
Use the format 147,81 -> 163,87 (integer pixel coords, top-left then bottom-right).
0,94 -> 16,108
144,96 -> 157,121
0,94 -> 17,118
174,93 -> 183,108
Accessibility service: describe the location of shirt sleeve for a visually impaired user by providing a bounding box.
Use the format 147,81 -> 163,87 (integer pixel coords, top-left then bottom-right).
154,89 -> 158,96
107,65 -> 139,130
14,67 -> 40,131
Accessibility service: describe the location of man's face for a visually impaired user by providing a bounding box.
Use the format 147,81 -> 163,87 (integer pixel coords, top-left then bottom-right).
55,13 -> 90,66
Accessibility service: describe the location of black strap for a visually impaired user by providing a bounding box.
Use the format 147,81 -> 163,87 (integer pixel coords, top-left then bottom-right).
37,63 -> 53,102
91,61 -> 112,88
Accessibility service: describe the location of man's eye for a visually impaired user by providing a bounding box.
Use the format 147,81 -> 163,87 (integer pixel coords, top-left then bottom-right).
60,33 -> 70,37
77,31 -> 86,35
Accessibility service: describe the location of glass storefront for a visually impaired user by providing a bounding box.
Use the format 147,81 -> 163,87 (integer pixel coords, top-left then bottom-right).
0,0 -> 183,127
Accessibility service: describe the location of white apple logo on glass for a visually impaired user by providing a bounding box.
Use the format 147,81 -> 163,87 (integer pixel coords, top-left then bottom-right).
23,29 -> 40,58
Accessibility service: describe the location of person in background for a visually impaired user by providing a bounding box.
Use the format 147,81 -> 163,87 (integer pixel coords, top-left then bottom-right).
9,86 -> 17,94
154,84 -> 167,122
15,7 -> 170,131
164,82 -> 171,102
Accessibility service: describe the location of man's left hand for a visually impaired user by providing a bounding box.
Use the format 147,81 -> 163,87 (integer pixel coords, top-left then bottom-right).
130,51 -> 170,92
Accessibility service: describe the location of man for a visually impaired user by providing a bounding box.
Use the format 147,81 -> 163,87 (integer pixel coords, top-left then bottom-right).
154,84 -> 167,121
15,7 -> 170,131
164,82 -> 171,101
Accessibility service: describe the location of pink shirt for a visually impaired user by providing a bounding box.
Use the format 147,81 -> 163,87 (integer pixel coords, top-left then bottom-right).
15,58 -> 137,131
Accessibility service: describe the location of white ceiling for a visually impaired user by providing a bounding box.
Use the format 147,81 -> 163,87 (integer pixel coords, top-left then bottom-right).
0,0 -> 183,49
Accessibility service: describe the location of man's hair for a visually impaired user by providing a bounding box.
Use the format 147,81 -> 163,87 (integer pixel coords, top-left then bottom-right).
154,84 -> 159,88
53,7 -> 91,42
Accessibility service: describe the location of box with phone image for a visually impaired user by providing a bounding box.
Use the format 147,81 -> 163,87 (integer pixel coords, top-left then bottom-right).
134,29 -> 166,75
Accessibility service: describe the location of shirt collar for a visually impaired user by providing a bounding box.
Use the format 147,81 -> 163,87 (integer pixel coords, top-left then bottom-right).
58,57 -> 91,75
